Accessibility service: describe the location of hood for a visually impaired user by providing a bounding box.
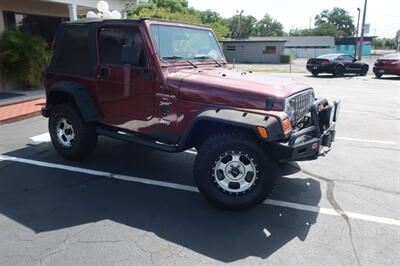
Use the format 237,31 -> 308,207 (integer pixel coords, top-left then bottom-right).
169,67 -> 312,110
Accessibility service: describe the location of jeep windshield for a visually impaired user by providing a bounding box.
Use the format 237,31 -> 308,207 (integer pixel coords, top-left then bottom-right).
150,24 -> 224,62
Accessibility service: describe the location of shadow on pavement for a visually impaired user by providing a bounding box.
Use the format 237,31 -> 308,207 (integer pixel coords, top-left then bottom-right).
0,142 -> 321,262
372,76 -> 400,80
305,74 -> 361,79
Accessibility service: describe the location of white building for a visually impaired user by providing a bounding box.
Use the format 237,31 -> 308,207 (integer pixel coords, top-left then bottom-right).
0,0 -> 130,90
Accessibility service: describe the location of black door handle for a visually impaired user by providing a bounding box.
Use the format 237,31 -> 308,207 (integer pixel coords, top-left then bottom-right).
140,69 -> 152,81
99,67 -> 110,79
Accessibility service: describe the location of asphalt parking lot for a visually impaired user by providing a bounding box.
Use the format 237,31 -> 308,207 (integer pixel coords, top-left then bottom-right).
0,73 -> 399,265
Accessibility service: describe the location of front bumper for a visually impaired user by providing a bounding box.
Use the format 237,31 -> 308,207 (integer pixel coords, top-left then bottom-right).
273,99 -> 340,162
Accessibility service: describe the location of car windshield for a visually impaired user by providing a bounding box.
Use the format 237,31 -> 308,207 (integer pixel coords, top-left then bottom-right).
382,53 -> 400,59
150,24 -> 224,61
317,54 -> 341,60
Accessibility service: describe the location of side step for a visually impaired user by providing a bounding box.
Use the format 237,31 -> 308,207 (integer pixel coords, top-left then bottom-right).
96,127 -> 181,153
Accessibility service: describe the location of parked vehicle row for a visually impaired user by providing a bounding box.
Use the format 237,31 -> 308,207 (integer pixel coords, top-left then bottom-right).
306,52 -> 400,78
306,53 -> 369,77
373,53 -> 400,78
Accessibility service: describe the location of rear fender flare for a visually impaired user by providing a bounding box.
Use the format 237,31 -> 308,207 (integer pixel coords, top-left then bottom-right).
47,81 -> 100,121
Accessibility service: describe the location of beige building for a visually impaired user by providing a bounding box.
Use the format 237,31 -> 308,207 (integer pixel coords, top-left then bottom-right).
222,38 -> 287,64
0,0 -> 130,90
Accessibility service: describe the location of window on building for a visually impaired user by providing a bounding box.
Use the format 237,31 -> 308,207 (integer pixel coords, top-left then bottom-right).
226,45 -> 236,51
2,11 -> 67,43
98,27 -> 147,67
263,46 -> 276,54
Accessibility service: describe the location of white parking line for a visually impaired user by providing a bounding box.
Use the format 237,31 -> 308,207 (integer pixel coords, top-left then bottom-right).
335,137 -> 396,145
1,154 -> 399,227
28,133 -> 51,145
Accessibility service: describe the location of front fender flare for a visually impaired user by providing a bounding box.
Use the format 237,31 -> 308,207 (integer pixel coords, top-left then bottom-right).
179,109 -> 285,147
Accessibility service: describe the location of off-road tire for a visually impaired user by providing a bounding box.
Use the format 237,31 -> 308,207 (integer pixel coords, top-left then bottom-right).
333,65 -> 344,77
194,131 -> 277,210
360,66 -> 369,76
49,104 -> 97,160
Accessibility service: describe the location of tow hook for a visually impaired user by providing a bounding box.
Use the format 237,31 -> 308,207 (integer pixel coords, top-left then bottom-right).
319,148 -> 331,157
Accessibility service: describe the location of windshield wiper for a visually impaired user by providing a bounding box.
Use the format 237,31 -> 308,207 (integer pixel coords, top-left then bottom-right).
193,56 -> 222,67
162,56 -> 198,68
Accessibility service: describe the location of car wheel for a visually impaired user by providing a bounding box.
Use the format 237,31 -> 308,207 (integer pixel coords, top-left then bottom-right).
334,65 -> 344,77
375,72 -> 383,79
360,66 -> 369,76
49,104 -> 97,160
194,131 -> 277,210
311,71 -> 319,77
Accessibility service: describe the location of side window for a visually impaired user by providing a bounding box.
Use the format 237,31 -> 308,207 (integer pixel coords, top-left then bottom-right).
338,55 -> 353,61
98,27 -> 147,67
263,46 -> 276,54
52,26 -> 92,76
344,55 -> 354,61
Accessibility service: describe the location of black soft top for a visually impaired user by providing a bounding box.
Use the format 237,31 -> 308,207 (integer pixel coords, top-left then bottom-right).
46,18 -> 209,77
47,19 -> 146,78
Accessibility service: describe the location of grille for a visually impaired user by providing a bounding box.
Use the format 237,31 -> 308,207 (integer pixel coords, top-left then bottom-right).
286,90 -> 314,127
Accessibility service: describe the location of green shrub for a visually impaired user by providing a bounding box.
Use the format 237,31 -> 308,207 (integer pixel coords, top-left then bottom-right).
0,28 -> 49,89
280,54 -> 292,64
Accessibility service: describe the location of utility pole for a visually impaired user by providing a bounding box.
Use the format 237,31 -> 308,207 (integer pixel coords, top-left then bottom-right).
234,10 -> 244,39
354,8 -> 361,59
358,0 -> 368,61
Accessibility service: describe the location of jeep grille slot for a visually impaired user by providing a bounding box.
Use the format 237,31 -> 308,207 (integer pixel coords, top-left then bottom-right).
286,90 -> 314,128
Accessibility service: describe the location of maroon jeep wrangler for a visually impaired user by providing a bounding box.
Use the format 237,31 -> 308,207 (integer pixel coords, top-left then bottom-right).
42,18 -> 340,209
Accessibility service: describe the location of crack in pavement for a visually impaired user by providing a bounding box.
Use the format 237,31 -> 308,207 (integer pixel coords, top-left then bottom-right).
290,165 -> 362,266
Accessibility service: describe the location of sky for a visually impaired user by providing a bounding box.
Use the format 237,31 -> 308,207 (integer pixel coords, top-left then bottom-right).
187,0 -> 400,38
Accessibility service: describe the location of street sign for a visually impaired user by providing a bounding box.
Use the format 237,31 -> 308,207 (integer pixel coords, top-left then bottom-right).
363,24 -> 370,34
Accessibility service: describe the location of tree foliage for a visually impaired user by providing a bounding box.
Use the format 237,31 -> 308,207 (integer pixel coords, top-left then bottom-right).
126,0 -> 229,39
0,28 -> 49,88
373,38 -> 396,49
254,14 -> 284,37
226,15 -> 257,39
314,7 -> 355,37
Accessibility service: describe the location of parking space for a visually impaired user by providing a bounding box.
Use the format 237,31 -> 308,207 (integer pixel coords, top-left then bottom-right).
0,74 -> 399,265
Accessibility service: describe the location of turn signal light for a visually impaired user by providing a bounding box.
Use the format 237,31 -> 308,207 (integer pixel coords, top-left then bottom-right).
282,118 -> 292,133
256,126 -> 269,139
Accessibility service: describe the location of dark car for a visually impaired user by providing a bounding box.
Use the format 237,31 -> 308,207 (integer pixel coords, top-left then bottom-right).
307,53 -> 369,77
42,18 -> 340,210
373,53 -> 400,78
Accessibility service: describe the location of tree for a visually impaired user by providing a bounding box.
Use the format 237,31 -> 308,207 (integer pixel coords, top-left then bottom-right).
289,28 -> 313,36
312,23 -> 340,37
0,28 -> 49,88
289,23 -> 339,37
126,0 -> 229,39
373,38 -> 384,49
315,7 -> 355,37
254,14 -> 284,37
226,15 -> 257,39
